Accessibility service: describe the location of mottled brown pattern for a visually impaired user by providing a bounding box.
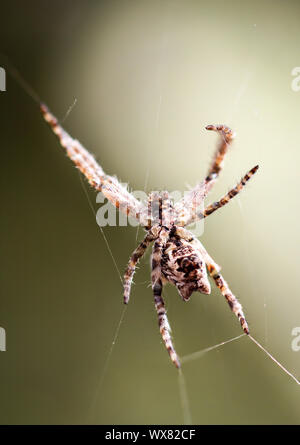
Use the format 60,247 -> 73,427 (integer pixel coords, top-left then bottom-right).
40,104 -> 259,368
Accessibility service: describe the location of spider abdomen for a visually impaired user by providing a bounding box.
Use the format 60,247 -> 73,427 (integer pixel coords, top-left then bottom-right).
161,237 -> 211,301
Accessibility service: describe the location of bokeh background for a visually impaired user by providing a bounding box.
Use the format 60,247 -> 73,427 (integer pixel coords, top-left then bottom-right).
1,0 -> 300,424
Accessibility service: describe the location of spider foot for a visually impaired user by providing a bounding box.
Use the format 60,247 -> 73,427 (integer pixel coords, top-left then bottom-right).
205,124 -> 236,141
239,315 -> 250,335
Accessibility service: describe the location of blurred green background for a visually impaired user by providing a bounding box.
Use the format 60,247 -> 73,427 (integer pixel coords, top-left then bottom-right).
1,0 -> 300,424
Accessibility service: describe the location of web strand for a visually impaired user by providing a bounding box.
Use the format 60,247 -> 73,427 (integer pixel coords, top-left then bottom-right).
178,369 -> 192,425
79,175 -> 130,421
180,332 -> 299,386
1,54 -> 41,105
79,173 -> 123,283
181,334 -> 245,364
6,58 -> 128,422
88,305 -> 127,423
248,335 -> 300,385
61,97 -> 77,124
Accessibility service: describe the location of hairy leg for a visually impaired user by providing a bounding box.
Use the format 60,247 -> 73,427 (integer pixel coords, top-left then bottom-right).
206,261 -> 249,335
152,229 -> 180,368
176,227 -> 249,333
183,165 -> 259,226
40,104 -> 147,225
205,124 -> 236,191
174,181 -> 207,227
123,232 -> 156,304
175,124 -> 235,226
203,165 -> 259,219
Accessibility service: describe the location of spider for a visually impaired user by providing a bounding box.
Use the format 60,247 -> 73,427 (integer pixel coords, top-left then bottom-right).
40,103 -> 259,369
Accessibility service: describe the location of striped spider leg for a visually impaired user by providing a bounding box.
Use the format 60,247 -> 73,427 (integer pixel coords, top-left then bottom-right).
173,126 -> 259,336
40,104 -> 148,225
40,103 -> 259,368
175,124 -> 236,227
174,227 -> 250,335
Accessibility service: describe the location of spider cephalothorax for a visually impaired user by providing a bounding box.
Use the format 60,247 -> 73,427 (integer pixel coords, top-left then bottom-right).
41,104 -> 258,368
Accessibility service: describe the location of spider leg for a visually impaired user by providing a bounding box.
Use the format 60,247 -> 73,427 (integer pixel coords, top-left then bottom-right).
206,261 -> 249,335
177,227 -> 249,334
174,124 -> 235,226
123,232 -> 155,304
182,165 -> 259,226
205,124 -> 236,191
202,165 -> 259,219
152,230 -> 181,368
174,181 -> 207,227
40,104 -> 147,225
